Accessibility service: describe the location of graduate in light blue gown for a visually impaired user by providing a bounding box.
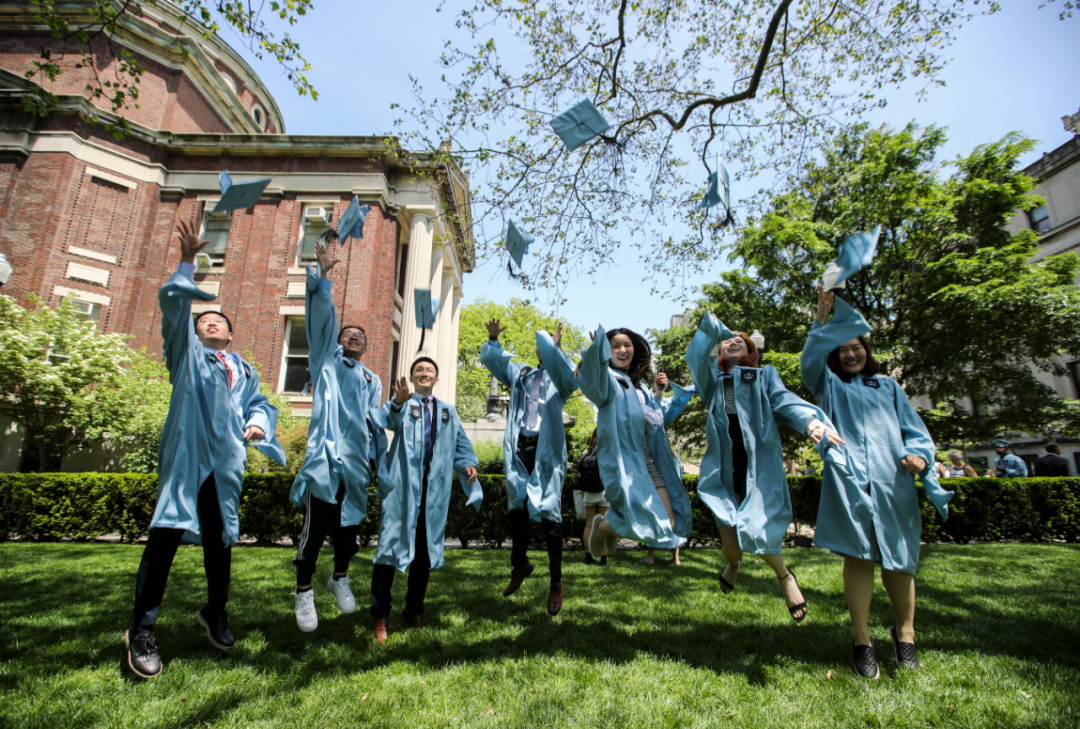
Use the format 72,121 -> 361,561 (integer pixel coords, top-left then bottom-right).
802,287 -> 953,677
126,221 -> 284,680
367,357 -> 480,642
686,312 -> 845,623
482,321 -> 578,615
289,240 -> 387,633
578,327 -> 693,561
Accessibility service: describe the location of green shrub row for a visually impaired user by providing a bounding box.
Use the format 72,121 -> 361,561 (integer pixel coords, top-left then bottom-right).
1,473 -> 1078,544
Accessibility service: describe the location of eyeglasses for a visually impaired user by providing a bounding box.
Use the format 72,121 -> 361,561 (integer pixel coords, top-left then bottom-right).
342,331 -> 366,342
198,317 -> 229,327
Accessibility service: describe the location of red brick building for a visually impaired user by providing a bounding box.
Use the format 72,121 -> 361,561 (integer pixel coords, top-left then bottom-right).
0,1 -> 473,470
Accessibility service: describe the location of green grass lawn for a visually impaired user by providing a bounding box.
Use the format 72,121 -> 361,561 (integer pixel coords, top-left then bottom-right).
1,542 -> 1078,728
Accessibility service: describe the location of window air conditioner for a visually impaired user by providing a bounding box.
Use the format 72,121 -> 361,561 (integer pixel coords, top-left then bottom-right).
304,206 -> 330,223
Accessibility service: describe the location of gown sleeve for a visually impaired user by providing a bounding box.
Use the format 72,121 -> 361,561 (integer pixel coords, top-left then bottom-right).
481,339 -> 526,388
453,415 -> 483,511
660,382 -> 695,426
576,325 -> 618,408
685,314 -> 735,407
537,331 -> 579,400
159,262 -> 216,379
800,296 -> 872,399
367,369 -> 388,467
242,369 -> 286,465
890,379 -> 953,518
305,263 -> 338,371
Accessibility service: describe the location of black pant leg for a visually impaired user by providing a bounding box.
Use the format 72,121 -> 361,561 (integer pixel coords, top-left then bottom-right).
541,518 -> 563,583
333,524 -> 360,575
405,508 -> 431,617
369,564 -> 395,619
508,508 -> 531,570
197,474 -> 231,615
132,527 -> 186,631
293,492 -> 338,587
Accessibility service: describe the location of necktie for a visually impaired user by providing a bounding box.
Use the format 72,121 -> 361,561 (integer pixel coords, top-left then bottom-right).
216,352 -> 232,388
422,397 -> 433,466
721,373 -> 736,414
525,365 -> 545,430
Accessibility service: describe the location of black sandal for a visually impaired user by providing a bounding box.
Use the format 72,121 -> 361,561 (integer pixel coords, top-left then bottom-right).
779,569 -> 807,622
890,625 -> 919,670
718,561 -> 740,594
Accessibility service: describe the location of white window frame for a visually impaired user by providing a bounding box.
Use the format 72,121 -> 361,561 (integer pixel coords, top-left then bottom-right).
295,203 -> 335,267
278,317 -> 311,396
198,202 -> 231,268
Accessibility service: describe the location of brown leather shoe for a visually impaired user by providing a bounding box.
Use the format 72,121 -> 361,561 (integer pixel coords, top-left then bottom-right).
402,611 -> 425,629
502,562 -> 535,597
373,618 -> 388,644
546,581 -> 564,616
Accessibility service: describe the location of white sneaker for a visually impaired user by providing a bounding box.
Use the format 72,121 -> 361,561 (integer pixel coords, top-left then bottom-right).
588,514 -> 608,562
294,589 -> 318,632
326,575 -> 356,614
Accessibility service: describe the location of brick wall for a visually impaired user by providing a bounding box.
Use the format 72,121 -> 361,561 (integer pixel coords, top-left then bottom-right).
0,33 -> 231,134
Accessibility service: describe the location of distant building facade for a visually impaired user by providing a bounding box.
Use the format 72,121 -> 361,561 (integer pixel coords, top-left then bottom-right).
0,0 -> 473,472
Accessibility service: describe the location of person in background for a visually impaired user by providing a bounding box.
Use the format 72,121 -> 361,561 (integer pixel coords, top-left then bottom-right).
1034,442 -> 1070,477
802,287 -> 953,679
481,322 -> 578,616
125,221 -> 285,680
946,451 -> 978,478
576,429 -> 609,565
367,357 -> 480,644
993,440 -> 1028,478
934,460 -> 948,480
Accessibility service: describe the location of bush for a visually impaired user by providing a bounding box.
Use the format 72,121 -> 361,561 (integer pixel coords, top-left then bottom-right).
2,473 -> 1078,545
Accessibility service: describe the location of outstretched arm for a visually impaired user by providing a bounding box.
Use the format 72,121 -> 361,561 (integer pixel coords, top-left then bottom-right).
305,241 -> 341,369
480,319 -> 526,387
537,328 -> 578,399
685,313 -> 734,407
801,291 -> 872,399
576,326 -> 617,408
159,221 -> 216,376
453,422 -> 482,510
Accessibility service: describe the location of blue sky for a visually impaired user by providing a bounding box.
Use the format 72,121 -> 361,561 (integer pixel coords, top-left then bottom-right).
231,1 -> 1079,338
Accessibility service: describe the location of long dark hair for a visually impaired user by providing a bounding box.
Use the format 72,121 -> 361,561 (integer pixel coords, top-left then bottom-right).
605,328 -> 651,387
826,335 -> 881,383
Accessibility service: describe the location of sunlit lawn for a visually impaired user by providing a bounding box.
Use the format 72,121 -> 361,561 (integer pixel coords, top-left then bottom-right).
1,542 -> 1077,728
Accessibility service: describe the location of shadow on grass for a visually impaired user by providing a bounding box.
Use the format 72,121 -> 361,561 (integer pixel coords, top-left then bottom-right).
2,542 -> 1080,727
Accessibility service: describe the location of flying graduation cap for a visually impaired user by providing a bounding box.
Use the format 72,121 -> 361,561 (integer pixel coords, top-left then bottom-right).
336,195 -> 370,245
697,157 -> 732,225
505,219 -> 534,278
212,170 -> 273,213
834,225 -> 882,288
550,99 -> 611,152
413,287 -> 444,352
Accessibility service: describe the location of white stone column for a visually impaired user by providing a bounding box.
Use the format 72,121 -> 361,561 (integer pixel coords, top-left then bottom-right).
446,289 -> 462,404
434,266 -> 456,401
398,212 -> 435,362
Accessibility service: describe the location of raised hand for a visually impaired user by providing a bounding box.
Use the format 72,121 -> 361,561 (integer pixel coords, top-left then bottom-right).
314,240 -> 340,277
553,321 -> 564,349
175,220 -> 210,264
654,371 -> 669,393
815,284 -> 835,325
393,376 -> 412,406
485,318 -> 507,340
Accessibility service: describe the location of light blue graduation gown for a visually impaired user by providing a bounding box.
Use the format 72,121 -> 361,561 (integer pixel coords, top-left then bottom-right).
480,331 -> 578,523
801,298 -> 953,574
371,394 -> 481,572
151,264 -> 285,547
289,266 -> 387,526
576,327 -> 692,548
995,454 -> 1027,478
686,314 -> 842,555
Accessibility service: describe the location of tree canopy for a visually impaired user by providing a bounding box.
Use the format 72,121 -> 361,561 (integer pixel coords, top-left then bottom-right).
401,0 -> 1009,292
654,123 -> 1080,451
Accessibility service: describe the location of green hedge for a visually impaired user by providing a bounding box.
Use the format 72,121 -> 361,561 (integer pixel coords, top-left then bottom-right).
1,473 -> 1078,544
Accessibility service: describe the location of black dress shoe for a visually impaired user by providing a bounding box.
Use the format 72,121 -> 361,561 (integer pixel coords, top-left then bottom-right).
124,628 -> 162,679
546,581 -> 564,616
890,626 -> 919,670
196,607 -> 236,651
853,643 -> 880,679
